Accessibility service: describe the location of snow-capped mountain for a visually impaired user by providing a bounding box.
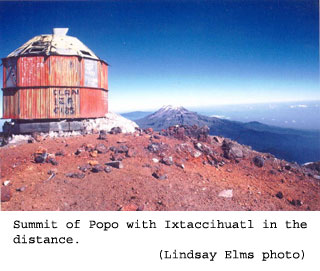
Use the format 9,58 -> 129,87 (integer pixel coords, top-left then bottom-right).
136,105 -> 223,130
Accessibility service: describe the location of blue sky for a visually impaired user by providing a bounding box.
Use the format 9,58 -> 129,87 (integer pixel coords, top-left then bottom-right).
0,0 -> 319,113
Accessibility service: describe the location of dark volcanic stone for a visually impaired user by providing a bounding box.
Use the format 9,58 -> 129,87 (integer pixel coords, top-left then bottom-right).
34,155 -> 45,164
117,145 -> 129,153
75,148 -> 84,155
105,161 -> 123,169
55,150 -> 65,156
1,186 -> 11,202
126,148 -> 135,158
66,172 -> 86,179
285,164 -> 291,170
79,164 -> 91,172
48,158 -> 58,166
253,156 -> 264,168
91,165 -> 104,173
222,139 -> 244,160
289,199 -> 302,206
276,192 -> 284,199
152,170 -> 168,180
16,186 -> 26,192
110,127 -> 122,134
98,130 -> 107,140
95,143 -> 108,154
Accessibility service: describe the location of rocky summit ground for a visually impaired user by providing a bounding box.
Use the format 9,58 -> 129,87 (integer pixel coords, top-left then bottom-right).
1,125 -> 320,211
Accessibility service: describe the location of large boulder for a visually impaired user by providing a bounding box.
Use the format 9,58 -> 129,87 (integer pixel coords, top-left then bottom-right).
222,139 -> 244,160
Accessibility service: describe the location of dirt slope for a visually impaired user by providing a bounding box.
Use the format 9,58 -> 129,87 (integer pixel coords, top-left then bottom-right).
1,128 -> 319,211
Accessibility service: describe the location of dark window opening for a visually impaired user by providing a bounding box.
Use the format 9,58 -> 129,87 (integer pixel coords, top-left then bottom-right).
28,47 -> 45,53
32,41 -> 42,46
80,50 -> 91,56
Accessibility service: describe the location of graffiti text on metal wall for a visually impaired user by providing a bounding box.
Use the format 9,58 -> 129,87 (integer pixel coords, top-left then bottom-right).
53,89 -> 79,115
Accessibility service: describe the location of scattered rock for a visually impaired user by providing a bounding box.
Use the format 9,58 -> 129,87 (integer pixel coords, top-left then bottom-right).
34,155 -> 46,164
79,164 -> 91,172
95,143 -> 108,154
88,160 -> 99,166
284,164 -> 291,170
175,162 -> 185,169
253,156 -> 264,168
117,145 -> 129,153
218,189 -> 233,198
48,169 -> 57,175
16,186 -> 26,192
126,148 -> 136,157
144,128 -> 154,135
66,172 -> 86,179
98,130 -> 107,140
31,132 -> 43,142
48,157 -> 58,166
3,180 -> 11,186
104,166 -> 112,173
111,153 -> 125,161
105,161 -> 123,169
55,150 -> 65,156
28,138 -> 35,144
161,124 -> 210,142
1,186 -> 11,202
110,127 -> 122,134
152,158 -> 159,163
83,143 -> 95,152
193,150 -> 202,158
222,140 -> 244,160
91,164 -> 104,173
152,169 -> 168,180
275,192 -> 283,199
161,156 -> 173,166
75,148 -> 84,155
147,143 -> 160,153
289,199 -> 302,207
90,150 -> 98,158
147,142 -> 169,154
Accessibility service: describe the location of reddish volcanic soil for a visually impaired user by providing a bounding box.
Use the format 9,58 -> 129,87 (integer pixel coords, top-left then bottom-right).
1,130 -> 320,211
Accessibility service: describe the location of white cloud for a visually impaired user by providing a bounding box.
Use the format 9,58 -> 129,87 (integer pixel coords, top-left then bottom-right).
210,115 -> 230,119
290,104 -> 308,108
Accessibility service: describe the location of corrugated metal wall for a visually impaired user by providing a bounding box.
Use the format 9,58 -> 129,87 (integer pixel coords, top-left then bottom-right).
2,55 -> 108,119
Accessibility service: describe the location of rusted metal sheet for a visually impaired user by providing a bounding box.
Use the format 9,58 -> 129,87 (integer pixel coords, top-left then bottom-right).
3,87 -> 107,119
3,89 -> 19,119
3,55 -> 108,120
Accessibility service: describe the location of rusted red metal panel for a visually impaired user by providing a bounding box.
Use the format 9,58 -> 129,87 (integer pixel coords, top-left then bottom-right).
3,55 -> 108,120
100,62 -> 108,90
3,89 -> 19,119
48,56 -> 81,86
80,88 -> 108,118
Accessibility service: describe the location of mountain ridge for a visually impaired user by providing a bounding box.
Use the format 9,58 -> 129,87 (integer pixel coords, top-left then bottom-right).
135,106 -> 320,164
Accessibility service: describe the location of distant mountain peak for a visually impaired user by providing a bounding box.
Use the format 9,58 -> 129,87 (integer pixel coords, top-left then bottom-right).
148,105 -> 192,120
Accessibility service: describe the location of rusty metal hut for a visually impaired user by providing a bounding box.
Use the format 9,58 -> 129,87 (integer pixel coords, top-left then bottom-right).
1,28 -> 108,133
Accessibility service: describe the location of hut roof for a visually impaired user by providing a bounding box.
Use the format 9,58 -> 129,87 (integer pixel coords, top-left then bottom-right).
7,28 -> 100,60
